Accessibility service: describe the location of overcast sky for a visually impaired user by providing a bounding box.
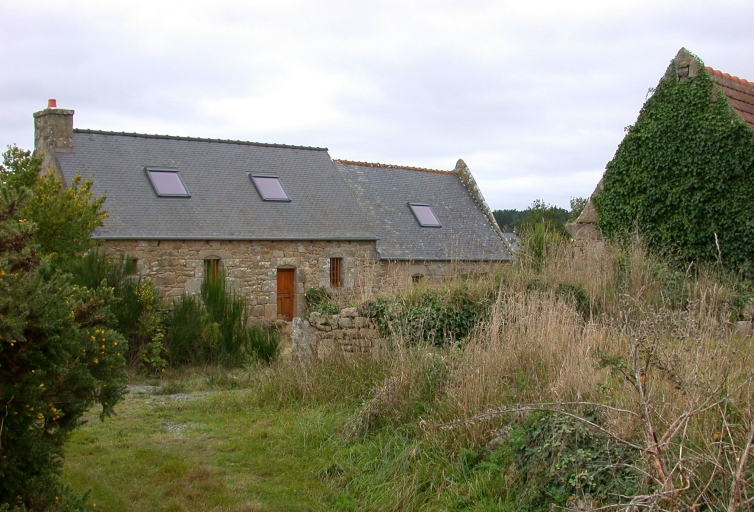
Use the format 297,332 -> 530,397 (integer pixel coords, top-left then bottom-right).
2,0 -> 753,210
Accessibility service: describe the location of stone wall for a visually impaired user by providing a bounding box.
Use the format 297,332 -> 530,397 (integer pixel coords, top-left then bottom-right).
351,259 -> 504,303
100,239 -> 506,321
100,239 -> 378,320
291,307 -> 388,362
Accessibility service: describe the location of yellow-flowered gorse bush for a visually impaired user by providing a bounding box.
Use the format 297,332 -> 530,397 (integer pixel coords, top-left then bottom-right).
0,147 -> 127,510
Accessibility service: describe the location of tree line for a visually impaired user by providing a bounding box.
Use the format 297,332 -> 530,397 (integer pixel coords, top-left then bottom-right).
492,197 -> 587,235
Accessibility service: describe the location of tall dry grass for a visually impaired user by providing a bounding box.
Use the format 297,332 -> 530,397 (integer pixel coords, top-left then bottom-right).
254,236 -> 754,508
431,237 -> 754,508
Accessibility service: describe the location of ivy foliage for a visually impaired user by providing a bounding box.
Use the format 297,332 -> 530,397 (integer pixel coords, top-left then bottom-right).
504,410 -> 640,509
595,59 -> 754,274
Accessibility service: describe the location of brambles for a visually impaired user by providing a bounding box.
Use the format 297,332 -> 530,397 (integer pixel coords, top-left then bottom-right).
362,281 -> 495,347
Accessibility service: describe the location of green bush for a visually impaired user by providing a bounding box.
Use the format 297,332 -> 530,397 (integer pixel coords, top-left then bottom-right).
517,199 -> 570,237
0,147 -> 107,269
68,251 -> 165,370
363,283 -> 494,346
0,183 -> 127,509
164,294 -> 217,365
517,222 -> 566,271
493,410 -> 640,510
246,324 -> 280,363
164,271 -> 279,366
304,286 -> 339,316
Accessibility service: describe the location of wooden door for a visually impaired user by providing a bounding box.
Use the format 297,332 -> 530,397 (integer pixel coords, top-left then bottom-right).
276,268 -> 295,321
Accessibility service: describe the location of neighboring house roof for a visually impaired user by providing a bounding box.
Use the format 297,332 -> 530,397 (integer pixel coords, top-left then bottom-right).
56,130 -> 377,241
706,67 -> 754,130
334,160 -> 511,261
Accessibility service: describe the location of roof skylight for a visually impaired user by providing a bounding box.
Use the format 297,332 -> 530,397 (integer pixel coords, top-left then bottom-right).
408,203 -> 441,227
145,168 -> 190,197
250,174 -> 290,201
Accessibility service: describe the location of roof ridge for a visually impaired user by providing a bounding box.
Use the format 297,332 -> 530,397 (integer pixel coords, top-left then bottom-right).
705,66 -> 754,88
73,129 -> 328,152
333,159 -> 453,175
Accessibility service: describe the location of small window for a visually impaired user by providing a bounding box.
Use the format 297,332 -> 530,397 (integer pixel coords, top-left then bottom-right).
330,258 -> 342,288
204,258 -> 220,280
126,257 -> 138,276
145,168 -> 190,197
250,174 -> 290,201
408,203 -> 441,227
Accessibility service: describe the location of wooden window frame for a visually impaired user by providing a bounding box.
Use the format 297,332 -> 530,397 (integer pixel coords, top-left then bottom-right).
330,257 -> 342,288
204,257 -> 221,280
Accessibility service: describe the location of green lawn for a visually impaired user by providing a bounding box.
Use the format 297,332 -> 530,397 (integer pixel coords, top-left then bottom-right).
63,385 -> 350,511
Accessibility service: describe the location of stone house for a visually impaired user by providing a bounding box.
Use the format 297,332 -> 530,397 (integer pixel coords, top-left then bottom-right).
568,48 -> 754,240
33,102 -> 511,321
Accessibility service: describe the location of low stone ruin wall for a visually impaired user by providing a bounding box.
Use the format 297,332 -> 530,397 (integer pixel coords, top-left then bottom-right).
291,307 -> 388,362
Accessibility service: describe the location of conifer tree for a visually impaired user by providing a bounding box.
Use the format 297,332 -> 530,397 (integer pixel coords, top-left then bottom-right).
0,149 -> 127,509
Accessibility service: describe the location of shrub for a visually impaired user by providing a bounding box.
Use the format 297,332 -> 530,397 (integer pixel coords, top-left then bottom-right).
164,271 -> 279,366
499,410 -> 640,510
164,294 -> 217,366
68,251 -> 165,369
0,183 -> 127,509
246,324 -> 280,363
363,282 -> 495,346
304,286 -> 339,316
516,222 -> 566,271
1,147 -> 107,269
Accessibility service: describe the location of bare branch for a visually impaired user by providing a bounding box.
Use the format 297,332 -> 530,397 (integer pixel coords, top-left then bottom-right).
729,419 -> 754,511
0,395 -> 13,451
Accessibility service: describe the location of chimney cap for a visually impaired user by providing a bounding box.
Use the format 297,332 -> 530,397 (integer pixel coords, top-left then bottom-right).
47,99 -> 57,108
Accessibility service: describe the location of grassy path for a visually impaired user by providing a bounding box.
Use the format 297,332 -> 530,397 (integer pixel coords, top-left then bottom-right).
63,385 -> 347,511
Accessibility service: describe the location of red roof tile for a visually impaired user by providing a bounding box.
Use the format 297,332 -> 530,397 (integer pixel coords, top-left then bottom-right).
333,159 -> 453,175
705,66 -> 754,130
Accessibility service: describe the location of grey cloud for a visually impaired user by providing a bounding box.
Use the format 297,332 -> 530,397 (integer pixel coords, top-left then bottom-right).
2,1 -> 754,211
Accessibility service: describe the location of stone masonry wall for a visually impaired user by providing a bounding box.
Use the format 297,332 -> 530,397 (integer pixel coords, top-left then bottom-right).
291,307 -> 388,362
100,239 -> 378,320
100,239 -> 506,321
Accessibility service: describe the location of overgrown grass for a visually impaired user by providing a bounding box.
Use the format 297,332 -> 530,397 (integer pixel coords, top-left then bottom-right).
62,238 -> 754,510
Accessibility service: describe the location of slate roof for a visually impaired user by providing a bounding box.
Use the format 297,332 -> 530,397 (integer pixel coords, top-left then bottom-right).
56,130 -> 376,240
333,160 -> 511,261
706,66 -> 754,130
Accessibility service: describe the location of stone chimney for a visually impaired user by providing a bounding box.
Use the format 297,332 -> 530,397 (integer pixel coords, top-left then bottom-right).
33,99 -> 74,177
666,47 -> 700,82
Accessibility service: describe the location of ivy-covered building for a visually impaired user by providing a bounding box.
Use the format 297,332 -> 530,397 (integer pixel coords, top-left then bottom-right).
568,48 -> 754,272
